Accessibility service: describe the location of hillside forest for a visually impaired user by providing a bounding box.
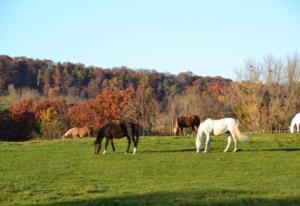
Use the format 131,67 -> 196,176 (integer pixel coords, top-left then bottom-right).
0,54 -> 299,141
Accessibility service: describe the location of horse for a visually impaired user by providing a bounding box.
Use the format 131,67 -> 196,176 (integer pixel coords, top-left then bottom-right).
195,118 -> 249,153
290,113 -> 300,133
95,121 -> 139,155
62,127 -> 90,139
173,115 -> 200,136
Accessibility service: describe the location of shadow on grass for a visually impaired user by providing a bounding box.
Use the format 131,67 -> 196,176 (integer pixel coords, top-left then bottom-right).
95,147 -> 300,155
244,148 -> 300,152
140,148 -> 195,153
35,190 -> 300,206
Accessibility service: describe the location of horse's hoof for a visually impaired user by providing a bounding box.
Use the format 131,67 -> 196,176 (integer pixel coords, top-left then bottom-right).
233,148 -> 240,153
102,151 -> 107,155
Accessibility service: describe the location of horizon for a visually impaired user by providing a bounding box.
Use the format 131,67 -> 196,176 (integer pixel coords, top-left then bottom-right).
0,54 -> 234,80
1,0 -> 300,79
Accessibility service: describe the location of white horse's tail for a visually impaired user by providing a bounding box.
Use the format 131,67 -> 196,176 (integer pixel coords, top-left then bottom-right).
234,119 -> 249,142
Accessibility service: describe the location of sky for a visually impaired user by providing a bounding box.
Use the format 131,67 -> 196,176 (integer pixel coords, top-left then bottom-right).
0,0 -> 300,79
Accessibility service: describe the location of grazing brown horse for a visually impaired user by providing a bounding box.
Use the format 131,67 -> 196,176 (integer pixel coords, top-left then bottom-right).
95,121 -> 139,155
62,127 -> 90,139
173,115 -> 200,136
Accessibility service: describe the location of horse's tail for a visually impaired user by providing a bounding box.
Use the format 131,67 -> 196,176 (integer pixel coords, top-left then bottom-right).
65,128 -> 75,138
234,119 -> 249,142
62,129 -> 71,139
194,115 -> 201,127
173,117 -> 179,135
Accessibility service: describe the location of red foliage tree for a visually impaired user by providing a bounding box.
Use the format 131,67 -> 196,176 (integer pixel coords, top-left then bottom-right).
67,87 -> 136,132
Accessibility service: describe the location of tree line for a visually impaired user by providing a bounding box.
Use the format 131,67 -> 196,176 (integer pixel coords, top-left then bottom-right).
0,54 -> 299,141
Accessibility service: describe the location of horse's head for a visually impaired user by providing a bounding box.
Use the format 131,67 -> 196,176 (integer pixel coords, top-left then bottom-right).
94,141 -> 101,154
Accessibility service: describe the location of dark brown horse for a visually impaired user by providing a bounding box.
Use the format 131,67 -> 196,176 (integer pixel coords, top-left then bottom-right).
173,115 -> 200,136
95,121 -> 139,155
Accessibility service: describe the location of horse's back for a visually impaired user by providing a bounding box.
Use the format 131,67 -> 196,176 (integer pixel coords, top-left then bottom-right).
293,113 -> 300,123
78,127 -> 89,137
98,123 -> 125,138
177,115 -> 200,127
200,118 -> 237,135
97,122 -> 139,139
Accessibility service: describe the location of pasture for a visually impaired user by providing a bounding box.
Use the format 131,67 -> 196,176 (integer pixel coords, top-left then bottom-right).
1,133 -> 300,206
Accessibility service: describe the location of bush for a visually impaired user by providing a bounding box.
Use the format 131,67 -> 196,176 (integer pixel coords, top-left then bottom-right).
39,108 -> 68,139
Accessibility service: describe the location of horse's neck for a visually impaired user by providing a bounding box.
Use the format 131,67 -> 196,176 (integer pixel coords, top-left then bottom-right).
295,115 -> 300,123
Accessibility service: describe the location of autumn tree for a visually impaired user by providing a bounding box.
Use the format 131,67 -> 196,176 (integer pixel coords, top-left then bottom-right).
233,54 -> 300,131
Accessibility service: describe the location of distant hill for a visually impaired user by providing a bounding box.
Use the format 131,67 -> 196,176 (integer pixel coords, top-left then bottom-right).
0,55 -> 232,100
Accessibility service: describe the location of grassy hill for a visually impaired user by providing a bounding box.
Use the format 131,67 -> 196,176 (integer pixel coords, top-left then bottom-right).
1,133 -> 300,205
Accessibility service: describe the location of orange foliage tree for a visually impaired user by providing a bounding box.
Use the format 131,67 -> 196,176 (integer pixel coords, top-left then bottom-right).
67,87 -> 136,132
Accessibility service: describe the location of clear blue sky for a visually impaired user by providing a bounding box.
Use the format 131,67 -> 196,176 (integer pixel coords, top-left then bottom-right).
0,0 -> 299,79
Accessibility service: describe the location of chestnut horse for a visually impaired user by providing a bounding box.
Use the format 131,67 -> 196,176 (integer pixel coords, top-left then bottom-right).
173,115 -> 200,136
95,121 -> 139,155
62,127 -> 90,139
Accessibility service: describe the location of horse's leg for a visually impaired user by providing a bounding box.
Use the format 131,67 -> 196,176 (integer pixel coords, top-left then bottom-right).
191,126 -> 194,137
132,137 -> 138,155
126,137 -> 132,153
133,126 -> 139,155
232,134 -> 238,152
110,139 -> 116,152
204,133 -> 211,153
196,130 -> 202,153
180,127 -> 183,136
103,137 -> 110,154
95,135 -> 104,154
297,124 -> 300,133
224,136 -> 232,152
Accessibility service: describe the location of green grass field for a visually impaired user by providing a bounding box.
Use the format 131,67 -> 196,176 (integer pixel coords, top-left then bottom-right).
1,133 -> 300,206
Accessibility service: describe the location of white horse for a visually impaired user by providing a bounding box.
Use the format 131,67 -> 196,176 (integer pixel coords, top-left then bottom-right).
196,118 -> 249,153
290,113 -> 300,133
